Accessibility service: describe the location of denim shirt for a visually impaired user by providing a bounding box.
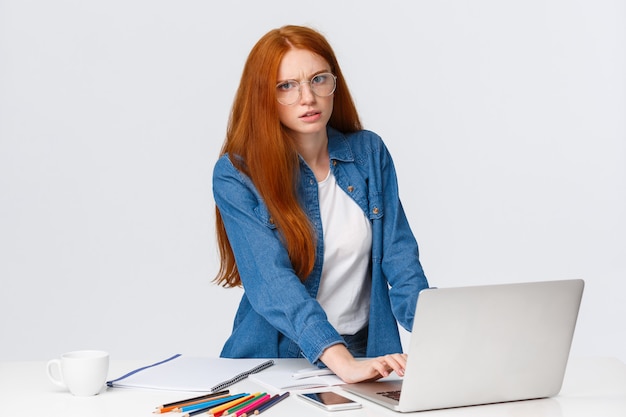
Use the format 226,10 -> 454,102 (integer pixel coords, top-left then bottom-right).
213,127 -> 429,365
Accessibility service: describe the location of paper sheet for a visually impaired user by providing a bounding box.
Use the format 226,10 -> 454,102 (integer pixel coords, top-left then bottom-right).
250,363 -> 344,392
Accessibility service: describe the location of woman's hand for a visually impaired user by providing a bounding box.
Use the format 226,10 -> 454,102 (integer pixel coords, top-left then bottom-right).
319,344 -> 407,384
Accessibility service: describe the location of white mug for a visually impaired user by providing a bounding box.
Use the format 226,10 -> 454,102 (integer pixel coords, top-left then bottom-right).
46,350 -> 109,396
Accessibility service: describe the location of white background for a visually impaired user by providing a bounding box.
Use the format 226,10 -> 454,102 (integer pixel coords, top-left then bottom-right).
1,0 -> 624,363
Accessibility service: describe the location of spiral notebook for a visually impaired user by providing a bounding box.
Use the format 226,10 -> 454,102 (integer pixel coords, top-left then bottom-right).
107,354 -> 274,392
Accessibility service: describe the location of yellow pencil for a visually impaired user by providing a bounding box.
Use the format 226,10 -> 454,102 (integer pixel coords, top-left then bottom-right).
208,393 -> 258,416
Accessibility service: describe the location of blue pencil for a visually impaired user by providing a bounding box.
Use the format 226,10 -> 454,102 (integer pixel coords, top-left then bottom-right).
175,393 -> 248,413
254,392 -> 290,414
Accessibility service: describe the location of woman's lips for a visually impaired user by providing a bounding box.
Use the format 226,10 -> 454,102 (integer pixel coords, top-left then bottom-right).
299,110 -> 321,122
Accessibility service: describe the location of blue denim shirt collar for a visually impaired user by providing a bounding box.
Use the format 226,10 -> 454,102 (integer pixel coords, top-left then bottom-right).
327,126 -> 355,163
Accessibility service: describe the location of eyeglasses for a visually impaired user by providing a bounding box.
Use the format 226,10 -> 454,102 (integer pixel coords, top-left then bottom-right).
275,72 -> 337,105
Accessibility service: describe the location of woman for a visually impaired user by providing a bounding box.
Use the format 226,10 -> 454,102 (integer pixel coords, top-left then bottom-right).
212,25 -> 429,383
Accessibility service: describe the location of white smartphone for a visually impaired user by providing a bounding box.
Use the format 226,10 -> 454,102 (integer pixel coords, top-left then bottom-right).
297,391 -> 362,411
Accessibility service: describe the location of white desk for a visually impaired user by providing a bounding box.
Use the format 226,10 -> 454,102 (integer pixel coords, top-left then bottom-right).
1,357 -> 625,416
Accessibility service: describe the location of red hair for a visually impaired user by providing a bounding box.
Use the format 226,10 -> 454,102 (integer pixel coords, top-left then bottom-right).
214,25 -> 362,287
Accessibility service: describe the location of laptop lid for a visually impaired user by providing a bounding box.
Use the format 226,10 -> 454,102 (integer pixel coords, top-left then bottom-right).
342,279 -> 584,412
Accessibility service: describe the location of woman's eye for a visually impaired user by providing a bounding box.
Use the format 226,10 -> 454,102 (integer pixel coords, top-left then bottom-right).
311,74 -> 327,85
278,81 -> 297,91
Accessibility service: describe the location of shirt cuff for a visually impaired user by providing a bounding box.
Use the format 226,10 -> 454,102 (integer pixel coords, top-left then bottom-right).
298,320 -> 346,364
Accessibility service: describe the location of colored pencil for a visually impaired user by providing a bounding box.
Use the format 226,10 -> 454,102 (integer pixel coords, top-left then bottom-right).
183,404 -> 218,417
183,404 -> 216,417
224,393 -> 266,414
155,391 -> 230,413
249,394 -> 277,414
207,394 -> 256,417
158,390 -> 230,409
181,394 -> 248,417
240,396 -> 273,417
253,392 -> 290,415
224,394 -> 271,417
175,393 -> 248,413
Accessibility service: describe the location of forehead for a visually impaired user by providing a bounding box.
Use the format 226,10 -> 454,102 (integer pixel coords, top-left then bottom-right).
277,48 -> 331,80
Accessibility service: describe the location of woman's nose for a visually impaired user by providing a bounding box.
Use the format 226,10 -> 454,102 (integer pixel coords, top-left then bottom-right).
299,83 -> 316,104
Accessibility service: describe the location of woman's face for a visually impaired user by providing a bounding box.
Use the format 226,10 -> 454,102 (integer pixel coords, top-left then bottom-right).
275,48 -> 334,142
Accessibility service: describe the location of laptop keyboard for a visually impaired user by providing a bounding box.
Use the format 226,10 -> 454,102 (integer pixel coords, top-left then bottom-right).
378,390 -> 401,402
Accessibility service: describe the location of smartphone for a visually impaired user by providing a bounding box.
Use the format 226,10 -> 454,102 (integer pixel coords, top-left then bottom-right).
297,391 -> 362,411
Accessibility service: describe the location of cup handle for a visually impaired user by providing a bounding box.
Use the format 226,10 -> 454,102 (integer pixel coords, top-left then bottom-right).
46,359 -> 66,388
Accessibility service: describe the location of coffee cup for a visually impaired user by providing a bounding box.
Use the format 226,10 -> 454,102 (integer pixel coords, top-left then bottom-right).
46,350 -> 109,396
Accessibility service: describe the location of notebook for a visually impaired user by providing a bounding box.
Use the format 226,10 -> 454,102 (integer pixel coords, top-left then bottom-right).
107,355 -> 274,392
342,279 -> 584,412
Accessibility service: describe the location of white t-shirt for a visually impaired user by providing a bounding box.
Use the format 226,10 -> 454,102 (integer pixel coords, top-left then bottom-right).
316,170 -> 372,335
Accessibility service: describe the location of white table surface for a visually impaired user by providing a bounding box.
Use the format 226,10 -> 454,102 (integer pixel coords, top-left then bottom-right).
1,357 -> 625,416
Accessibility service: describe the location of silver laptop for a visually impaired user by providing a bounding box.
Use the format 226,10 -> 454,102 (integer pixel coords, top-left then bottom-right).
342,279 -> 584,412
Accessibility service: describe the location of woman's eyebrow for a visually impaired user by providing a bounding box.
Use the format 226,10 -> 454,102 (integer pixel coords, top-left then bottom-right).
277,69 -> 332,82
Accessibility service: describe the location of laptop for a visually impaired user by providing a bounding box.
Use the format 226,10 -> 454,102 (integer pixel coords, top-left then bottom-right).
342,279 -> 584,412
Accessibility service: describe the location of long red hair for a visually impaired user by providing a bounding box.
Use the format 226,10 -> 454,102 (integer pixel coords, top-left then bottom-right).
214,25 -> 362,287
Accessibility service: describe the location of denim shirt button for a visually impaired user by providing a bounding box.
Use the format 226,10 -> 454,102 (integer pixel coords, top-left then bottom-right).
372,207 -> 379,215
310,179 -> 315,185
347,185 -> 354,192
332,160 -> 337,166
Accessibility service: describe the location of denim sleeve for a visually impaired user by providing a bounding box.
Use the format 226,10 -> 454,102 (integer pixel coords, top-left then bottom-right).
375,139 -> 430,332
212,155 -> 344,363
